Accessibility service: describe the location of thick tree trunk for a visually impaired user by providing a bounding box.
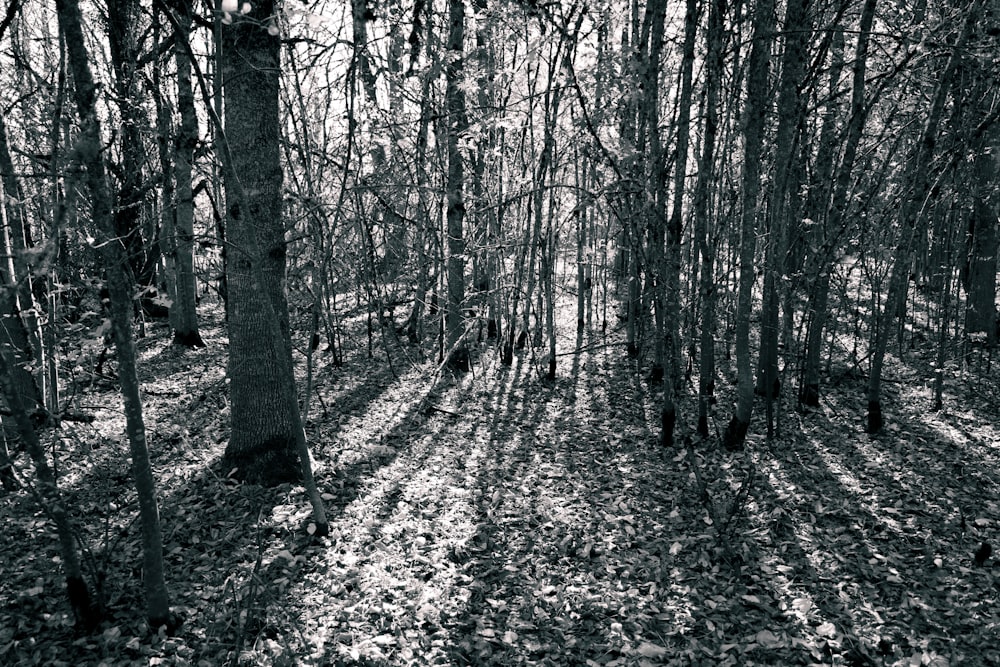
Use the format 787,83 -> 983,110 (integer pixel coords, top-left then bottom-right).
164,0 -> 329,530
220,0 -> 303,481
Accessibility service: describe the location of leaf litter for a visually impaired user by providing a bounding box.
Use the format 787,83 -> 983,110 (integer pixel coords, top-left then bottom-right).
0,301 -> 998,666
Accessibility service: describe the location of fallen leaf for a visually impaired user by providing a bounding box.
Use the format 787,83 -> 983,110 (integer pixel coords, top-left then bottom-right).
636,642 -> 668,658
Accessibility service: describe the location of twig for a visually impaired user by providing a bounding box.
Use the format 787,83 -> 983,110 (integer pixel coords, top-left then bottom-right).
424,403 -> 460,418
684,435 -> 756,558
684,436 -> 722,529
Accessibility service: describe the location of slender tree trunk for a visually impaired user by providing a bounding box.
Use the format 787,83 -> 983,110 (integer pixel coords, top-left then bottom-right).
0,113 -> 47,412
575,141 -> 587,331
520,59 -> 544,352
107,0 -> 156,289
933,208 -> 957,410
724,0 -> 773,451
544,190 -> 557,380
56,0 -> 174,630
153,34 -> 180,334
867,8 -> 975,433
963,98 -> 999,343
801,0 -> 876,407
635,0 -> 672,439
211,0 -> 228,312
0,208 -> 45,489
799,28 -> 844,408
407,55 -> 435,348
444,0 -> 469,371
694,0 -> 723,438
758,0 -> 810,437
168,0 -> 203,346
0,347 -> 101,629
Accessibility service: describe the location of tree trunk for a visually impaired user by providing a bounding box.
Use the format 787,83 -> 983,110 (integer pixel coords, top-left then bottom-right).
867,9 -> 975,433
724,0 -> 773,451
168,0 -> 203,347
0,113 -> 47,412
963,97 -> 999,344
406,49 -> 435,348
0,348 -> 101,629
161,0 -> 329,530
56,0 -> 175,630
107,0 -> 157,289
444,0 -> 469,371
221,0 -> 305,481
758,0 -> 810,437
694,0 -> 723,438
801,0 -> 876,408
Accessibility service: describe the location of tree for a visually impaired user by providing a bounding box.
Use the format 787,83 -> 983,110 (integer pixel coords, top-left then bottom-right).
757,0 -> 810,437
0,347 -> 100,629
724,0 -> 773,451
960,39 -> 999,346
634,0 -> 671,438
867,5 -> 977,433
444,0 -> 469,371
220,0 -> 307,482
694,0 -> 724,438
107,0 -> 158,290
799,0 -> 876,409
155,0 -> 327,531
55,0 -> 175,631
165,0 -> 204,347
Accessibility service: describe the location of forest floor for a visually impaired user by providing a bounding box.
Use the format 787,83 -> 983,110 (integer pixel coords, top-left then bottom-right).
1,292 -> 1000,667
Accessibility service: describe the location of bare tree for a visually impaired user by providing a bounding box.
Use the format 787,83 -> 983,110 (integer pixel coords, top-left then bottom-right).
444,0 -> 469,371
55,0 -> 175,631
724,0 -> 774,451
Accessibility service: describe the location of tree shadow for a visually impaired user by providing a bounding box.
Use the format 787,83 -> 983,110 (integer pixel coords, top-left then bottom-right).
433,328 -> 672,665
704,373 -> 1000,664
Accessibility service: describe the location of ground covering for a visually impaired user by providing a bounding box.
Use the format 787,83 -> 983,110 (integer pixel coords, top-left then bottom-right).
1,299 -> 998,666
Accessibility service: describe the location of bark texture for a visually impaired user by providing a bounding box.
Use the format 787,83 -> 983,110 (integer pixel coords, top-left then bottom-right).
56,0 -> 174,630
221,0 -> 302,483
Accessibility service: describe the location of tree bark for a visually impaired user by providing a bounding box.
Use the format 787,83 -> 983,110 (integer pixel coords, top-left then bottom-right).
758,0 -> 810,437
962,67 -> 999,344
162,0 -> 327,531
801,0 -> 876,408
867,7 -> 976,433
220,0 -> 304,481
724,0 -> 773,451
107,0 -> 157,288
0,347 -> 100,629
56,0 -> 174,630
694,0 -> 723,438
444,0 -> 469,371
168,0 -> 203,347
